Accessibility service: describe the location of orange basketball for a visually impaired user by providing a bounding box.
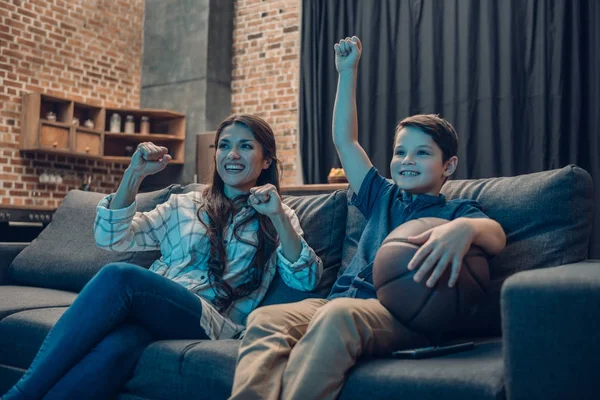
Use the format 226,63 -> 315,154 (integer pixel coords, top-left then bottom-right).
373,218 -> 490,334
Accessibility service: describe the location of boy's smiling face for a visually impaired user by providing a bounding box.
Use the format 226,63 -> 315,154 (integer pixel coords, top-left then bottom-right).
390,126 -> 457,196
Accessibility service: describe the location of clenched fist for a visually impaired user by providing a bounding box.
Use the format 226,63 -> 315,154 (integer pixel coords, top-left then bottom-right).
128,142 -> 172,178
334,36 -> 362,73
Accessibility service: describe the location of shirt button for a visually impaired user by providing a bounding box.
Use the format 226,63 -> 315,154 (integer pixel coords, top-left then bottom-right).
201,275 -> 206,280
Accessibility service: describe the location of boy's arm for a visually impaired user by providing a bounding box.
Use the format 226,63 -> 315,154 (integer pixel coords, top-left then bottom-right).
459,217 -> 506,256
407,217 -> 506,288
333,36 -> 373,194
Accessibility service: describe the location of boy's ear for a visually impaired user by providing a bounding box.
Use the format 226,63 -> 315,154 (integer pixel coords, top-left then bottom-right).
443,156 -> 458,176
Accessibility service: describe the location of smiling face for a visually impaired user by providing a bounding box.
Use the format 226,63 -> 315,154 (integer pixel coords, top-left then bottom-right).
390,126 -> 457,196
215,123 -> 271,198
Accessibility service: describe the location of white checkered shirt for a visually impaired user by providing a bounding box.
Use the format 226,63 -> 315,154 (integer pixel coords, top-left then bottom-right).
94,191 -> 323,339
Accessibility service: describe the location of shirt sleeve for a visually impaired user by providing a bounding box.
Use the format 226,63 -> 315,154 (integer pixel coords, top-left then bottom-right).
94,193 -> 175,252
274,203 -> 324,292
451,199 -> 490,220
350,166 -> 396,218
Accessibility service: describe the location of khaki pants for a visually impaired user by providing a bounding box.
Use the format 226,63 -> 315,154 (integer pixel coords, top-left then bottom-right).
229,297 -> 427,400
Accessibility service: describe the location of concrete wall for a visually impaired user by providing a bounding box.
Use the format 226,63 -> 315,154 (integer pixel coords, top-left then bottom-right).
141,0 -> 234,188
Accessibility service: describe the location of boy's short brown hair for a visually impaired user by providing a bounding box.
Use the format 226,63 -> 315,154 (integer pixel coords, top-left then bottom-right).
395,114 -> 458,162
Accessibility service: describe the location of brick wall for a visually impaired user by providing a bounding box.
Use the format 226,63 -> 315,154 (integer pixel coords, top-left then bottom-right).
232,0 -> 301,185
0,0 -> 144,208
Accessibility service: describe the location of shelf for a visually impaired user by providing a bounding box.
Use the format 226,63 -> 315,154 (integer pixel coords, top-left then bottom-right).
102,156 -> 184,165
40,120 -> 72,129
73,101 -> 105,132
105,108 -> 185,118
22,148 -> 101,161
21,91 -> 186,164
104,133 -> 184,141
76,126 -> 103,135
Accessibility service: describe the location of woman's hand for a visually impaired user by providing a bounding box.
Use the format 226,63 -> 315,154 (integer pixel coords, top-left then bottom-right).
406,219 -> 477,288
248,184 -> 284,218
334,36 -> 362,73
128,142 -> 172,178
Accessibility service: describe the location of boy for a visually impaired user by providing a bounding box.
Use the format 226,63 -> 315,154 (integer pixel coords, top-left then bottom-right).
229,36 -> 506,400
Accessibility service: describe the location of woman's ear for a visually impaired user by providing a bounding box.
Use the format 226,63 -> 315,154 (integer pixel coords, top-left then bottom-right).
444,156 -> 458,176
263,158 -> 272,170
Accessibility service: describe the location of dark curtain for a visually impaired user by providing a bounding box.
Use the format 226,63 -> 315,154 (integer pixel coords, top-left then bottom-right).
299,0 -> 600,258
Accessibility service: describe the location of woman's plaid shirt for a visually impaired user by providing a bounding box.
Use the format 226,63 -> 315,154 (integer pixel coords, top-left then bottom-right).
94,191 -> 323,339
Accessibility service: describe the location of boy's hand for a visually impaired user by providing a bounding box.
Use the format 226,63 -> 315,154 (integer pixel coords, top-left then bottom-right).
406,219 -> 477,288
249,184 -> 284,217
128,142 -> 172,178
334,36 -> 362,73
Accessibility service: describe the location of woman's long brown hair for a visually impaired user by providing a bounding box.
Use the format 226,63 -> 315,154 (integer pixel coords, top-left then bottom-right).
197,114 -> 282,313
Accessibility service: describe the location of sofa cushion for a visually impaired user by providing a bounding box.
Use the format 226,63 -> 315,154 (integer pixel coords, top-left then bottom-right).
339,339 -> 504,400
9,184 -> 194,293
123,339 -> 239,400
0,307 -> 67,370
123,338 -> 503,400
342,165 -> 594,335
259,189 -> 348,306
0,285 -> 75,320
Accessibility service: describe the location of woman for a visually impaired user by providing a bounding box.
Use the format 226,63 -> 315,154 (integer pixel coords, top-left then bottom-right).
4,114 -> 323,400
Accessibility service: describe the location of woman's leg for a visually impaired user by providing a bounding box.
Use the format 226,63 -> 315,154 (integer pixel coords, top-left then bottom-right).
280,298 -> 428,400
229,298 -> 327,400
44,323 -> 152,400
3,262 -> 209,400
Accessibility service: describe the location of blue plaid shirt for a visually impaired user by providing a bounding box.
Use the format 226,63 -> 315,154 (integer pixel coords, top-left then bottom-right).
95,191 -> 323,339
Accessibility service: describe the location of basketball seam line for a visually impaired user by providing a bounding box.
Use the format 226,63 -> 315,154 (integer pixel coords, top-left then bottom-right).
376,270 -> 415,289
406,288 -> 434,324
463,258 -> 486,293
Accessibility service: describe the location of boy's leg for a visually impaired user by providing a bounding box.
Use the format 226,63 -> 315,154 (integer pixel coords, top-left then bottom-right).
3,262 -> 209,400
229,298 -> 328,400
44,323 -> 152,400
281,298 -> 428,400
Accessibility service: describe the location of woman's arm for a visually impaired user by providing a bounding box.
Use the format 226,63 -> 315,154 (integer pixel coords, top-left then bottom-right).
268,211 -> 302,262
249,185 -> 323,291
249,184 -> 301,262
96,142 -> 173,251
109,142 -> 171,209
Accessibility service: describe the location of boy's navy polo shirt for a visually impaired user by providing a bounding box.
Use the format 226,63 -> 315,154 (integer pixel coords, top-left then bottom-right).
327,167 -> 489,301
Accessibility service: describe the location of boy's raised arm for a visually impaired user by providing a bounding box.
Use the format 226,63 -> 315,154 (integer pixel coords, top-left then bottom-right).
332,36 -> 373,194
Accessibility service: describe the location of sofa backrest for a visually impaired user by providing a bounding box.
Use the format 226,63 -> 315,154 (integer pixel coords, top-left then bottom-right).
9,184 -> 183,292
8,184 -> 349,301
341,164 -> 594,336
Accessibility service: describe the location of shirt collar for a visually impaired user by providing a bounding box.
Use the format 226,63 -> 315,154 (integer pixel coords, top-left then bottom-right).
400,190 -> 446,205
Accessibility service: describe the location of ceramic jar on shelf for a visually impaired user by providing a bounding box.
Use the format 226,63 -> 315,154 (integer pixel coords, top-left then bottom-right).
110,113 -> 121,133
140,116 -> 150,135
124,115 -> 135,134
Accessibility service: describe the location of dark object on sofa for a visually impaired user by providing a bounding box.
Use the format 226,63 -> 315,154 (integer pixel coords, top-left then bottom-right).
0,165 -> 596,400
373,217 -> 490,336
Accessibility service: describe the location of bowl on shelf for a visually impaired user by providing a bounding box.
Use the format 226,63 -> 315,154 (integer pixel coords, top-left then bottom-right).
327,168 -> 348,184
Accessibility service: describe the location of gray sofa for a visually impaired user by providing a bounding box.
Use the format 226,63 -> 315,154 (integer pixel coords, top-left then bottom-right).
0,165 -> 597,400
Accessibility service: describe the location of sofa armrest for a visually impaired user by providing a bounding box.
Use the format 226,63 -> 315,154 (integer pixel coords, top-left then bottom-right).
0,242 -> 28,285
502,260 -> 600,400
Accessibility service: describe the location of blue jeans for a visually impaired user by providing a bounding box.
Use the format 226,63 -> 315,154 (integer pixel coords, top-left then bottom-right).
3,262 -> 210,400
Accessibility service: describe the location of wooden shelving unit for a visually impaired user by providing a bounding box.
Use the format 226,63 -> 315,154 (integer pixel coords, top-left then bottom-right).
20,92 -> 186,164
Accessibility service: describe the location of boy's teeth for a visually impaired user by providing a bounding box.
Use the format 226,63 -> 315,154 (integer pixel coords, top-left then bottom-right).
401,171 -> 419,176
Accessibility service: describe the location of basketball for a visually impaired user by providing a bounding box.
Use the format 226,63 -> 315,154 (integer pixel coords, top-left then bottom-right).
373,217 -> 490,335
